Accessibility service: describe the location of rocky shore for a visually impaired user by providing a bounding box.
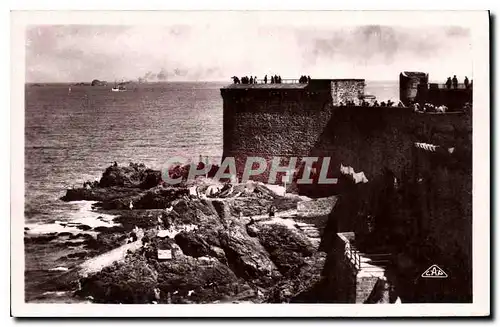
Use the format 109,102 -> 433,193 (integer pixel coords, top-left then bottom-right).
26,162 -> 337,304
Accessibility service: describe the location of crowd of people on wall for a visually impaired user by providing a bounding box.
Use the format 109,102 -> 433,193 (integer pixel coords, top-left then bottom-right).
412,102 -> 449,113
232,74 -> 312,84
412,101 -> 471,114
232,76 -> 259,84
299,75 -> 311,83
445,75 -> 472,89
339,99 -> 405,107
232,74 -> 286,84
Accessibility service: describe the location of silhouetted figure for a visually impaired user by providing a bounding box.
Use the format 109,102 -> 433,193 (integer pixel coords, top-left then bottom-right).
271,76 -> 275,84
373,100 -> 379,107
113,161 -> 118,167
264,75 -> 267,84
250,76 -> 254,84
445,77 -> 452,89
254,76 -> 257,84
387,100 -> 393,107
307,75 -> 311,83
381,101 -> 386,107
274,75 -> 278,84
278,76 -> 282,84
268,205 -> 276,218
452,75 -> 458,89
464,76 -> 470,89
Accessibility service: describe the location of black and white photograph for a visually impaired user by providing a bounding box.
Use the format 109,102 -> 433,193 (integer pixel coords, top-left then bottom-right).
10,10 -> 490,317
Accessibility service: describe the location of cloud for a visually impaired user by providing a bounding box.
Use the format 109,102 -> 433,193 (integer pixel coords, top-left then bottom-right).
25,24 -> 472,83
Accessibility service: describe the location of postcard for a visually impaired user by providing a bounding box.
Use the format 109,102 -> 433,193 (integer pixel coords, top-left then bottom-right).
11,10 -> 490,317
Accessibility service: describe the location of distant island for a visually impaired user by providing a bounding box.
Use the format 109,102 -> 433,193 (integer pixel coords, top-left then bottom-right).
91,79 -> 108,86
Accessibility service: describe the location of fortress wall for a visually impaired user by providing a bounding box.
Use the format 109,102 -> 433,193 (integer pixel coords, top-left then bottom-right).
223,88 -> 470,187
401,146 -> 472,302
222,88 -> 334,183
314,107 -> 472,302
221,84 -> 472,301
400,72 -> 429,105
309,107 -> 471,181
425,88 -> 473,109
330,80 -> 365,106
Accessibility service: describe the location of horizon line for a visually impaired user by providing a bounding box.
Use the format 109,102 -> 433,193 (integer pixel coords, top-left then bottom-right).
25,79 -> 407,84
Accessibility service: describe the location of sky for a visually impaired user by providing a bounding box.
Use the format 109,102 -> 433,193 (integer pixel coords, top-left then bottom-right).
25,20 -> 473,83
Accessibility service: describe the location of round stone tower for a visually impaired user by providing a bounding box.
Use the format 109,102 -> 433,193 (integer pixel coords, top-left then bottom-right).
399,72 -> 429,106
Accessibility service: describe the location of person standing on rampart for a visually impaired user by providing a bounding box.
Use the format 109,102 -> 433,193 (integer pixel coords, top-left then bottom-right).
464,76 -> 470,89
264,75 -> 267,84
445,77 -> 452,89
452,75 -> 458,89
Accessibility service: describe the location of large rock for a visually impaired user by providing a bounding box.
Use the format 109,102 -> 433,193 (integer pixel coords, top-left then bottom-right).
78,256 -> 159,303
113,210 -> 166,231
219,221 -> 281,286
133,187 -> 190,209
99,164 -> 162,189
61,186 -> 143,202
78,250 -> 245,304
266,252 -> 328,303
166,198 -> 223,227
256,223 -> 315,276
174,227 -> 222,258
153,255 -> 243,303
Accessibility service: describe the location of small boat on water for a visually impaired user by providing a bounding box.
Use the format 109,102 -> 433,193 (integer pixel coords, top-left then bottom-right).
111,85 -> 126,92
111,80 -> 127,92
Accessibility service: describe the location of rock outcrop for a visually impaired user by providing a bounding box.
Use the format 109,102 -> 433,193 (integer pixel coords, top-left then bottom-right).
47,163 -> 334,304
219,220 -> 281,286
99,164 -> 162,189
